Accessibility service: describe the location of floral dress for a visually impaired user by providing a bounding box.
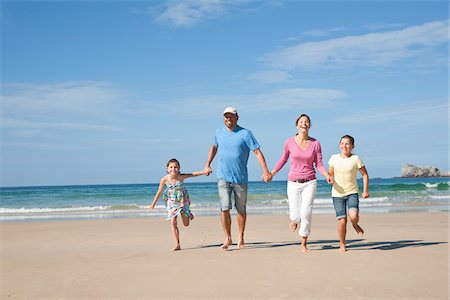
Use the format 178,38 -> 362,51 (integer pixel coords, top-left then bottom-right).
163,176 -> 192,220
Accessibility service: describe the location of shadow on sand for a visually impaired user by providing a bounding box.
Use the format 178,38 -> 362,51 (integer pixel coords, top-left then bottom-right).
188,239 -> 446,251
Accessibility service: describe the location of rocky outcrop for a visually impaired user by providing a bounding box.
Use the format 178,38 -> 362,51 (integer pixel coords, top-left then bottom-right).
401,164 -> 449,178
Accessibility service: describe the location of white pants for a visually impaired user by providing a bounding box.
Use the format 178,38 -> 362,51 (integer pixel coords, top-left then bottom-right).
287,180 -> 317,237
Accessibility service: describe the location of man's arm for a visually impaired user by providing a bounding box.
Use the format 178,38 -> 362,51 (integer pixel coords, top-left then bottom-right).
253,148 -> 272,182
203,144 -> 218,176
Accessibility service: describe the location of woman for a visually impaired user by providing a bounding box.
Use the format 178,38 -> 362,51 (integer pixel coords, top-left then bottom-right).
270,114 -> 333,252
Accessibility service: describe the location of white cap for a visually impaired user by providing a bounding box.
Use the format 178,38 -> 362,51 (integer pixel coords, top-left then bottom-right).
223,107 -> 238,115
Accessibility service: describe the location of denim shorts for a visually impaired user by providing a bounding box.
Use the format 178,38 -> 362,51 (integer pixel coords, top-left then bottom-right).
217,179 -> 248,214
332,193 -> 359,219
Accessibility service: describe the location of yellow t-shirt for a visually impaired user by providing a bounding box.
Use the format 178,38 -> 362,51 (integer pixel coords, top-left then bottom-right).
328,154 -> 364,197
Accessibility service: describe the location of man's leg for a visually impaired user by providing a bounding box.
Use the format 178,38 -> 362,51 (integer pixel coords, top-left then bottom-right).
221,210 -> 232,249
233,183 -> 248,249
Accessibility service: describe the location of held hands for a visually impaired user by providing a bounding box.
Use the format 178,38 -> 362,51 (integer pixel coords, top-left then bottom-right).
325,173 -> 334,184
203,166 -> 212,176
261,171 -> 273,183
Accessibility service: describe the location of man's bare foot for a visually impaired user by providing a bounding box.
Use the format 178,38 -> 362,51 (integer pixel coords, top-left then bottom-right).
221,237 -> 232,250
339,244 -> 347,252
353,224 -> 364,237
301,244 -> 311,253
172,245 -> 181,251
290,222 -> 298,232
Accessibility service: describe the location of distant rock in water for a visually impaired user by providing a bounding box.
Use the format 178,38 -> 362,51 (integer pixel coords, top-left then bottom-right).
402,164 -> 450,178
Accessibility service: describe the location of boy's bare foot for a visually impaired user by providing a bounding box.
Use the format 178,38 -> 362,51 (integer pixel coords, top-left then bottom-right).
221,237 -> 232,250
339,244 -> 347,252
290,222 -> 298,232
353,224 -> 364,236
301,244 -> 311,253
172,245 -> 181,251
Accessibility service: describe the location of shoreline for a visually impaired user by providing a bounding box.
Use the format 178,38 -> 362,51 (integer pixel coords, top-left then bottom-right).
2,212 -> 448,299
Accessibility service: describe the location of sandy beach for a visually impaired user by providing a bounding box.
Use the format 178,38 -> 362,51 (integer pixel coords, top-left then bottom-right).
1,213 -> 448,299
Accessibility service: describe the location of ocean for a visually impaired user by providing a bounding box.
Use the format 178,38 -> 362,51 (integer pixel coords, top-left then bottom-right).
0,177 -> 448,222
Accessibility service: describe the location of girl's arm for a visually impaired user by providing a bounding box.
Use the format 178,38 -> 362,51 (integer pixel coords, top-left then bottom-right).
179,170 -> 207,181
150,177 -> 166,209
359,166 -> 369,198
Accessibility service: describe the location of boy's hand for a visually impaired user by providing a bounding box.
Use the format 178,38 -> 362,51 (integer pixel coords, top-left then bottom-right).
362,192 -> 369,198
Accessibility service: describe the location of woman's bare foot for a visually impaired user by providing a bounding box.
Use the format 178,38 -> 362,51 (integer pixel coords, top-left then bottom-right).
172,245 -> 181,251
237,239 -> 245,249
221,237 -> 232,250
301,244 -> 311,253
290,222 -> 298,232
353,224 -> 364,237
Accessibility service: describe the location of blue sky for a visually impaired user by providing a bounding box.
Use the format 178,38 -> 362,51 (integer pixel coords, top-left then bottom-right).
1,0 -> 448,186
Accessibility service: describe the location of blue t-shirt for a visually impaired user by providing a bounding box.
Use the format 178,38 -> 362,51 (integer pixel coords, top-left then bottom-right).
214,125 -> 260,183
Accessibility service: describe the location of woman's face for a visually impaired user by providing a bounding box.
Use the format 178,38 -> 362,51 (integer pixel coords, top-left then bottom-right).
296,116 -> 311,132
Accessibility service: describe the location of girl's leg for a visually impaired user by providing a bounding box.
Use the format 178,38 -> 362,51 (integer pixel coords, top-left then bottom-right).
349,209 -> 364,236
299,180 -> 317,252
338,217 -> 347,252
287,181 -> 301,231
170,216 -> 181,251
181,211 -> 190,227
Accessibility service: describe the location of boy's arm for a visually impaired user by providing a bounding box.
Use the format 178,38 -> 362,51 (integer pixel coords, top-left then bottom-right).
359,166 -> 369,198
150,177 -> 166,209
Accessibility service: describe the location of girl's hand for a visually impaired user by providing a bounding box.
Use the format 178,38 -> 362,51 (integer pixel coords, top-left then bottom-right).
150,203 -> 155,209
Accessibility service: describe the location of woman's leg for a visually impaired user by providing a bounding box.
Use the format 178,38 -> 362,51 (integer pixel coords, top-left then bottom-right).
299,180 -> 317,252
287,181 -> 301,231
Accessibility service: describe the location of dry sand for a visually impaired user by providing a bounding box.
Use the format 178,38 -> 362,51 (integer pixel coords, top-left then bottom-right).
1,213 -> 448,299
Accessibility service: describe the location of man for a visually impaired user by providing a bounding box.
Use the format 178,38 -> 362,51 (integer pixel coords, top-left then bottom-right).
203,107 -> 272,249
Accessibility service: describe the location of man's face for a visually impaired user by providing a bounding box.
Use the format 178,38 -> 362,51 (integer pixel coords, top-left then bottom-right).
223,113 -> 238,130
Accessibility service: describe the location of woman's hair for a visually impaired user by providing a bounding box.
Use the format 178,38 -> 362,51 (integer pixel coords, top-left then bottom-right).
340,135 -> 355,145
166,158 -> 180,168
295,114 -> 311,126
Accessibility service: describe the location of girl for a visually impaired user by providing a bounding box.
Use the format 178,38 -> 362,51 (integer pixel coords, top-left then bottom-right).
150,158 -> 206,251
270,114 -> 333,253
328,135 -> 369,252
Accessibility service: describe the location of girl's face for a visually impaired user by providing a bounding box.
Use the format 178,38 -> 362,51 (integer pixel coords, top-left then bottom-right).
340,138 -> 354,157
167,162 -> 180,175
296,116 -> 311,132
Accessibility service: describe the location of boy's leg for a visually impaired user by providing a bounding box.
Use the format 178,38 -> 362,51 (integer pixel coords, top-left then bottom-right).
348,194 -> 364,236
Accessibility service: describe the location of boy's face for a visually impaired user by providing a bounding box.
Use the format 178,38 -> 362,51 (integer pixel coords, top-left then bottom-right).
340,138 -> 354,157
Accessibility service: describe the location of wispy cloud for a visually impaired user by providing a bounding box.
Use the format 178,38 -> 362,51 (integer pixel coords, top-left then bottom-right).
148,0 -> 277,28
1,81 -> 127,131
263,20 -> 449,70
248,70 -> 291,84
334,98 -> 448,125
133,87 -> 347,116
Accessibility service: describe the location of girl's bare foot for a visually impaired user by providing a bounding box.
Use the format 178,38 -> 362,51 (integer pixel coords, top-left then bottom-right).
290,222 -> 298,232
353,224 -> 364,236
189,213 -> 194,221
221,237 -> 232,250
301,244 -> 311,253
172,245 -> 181,251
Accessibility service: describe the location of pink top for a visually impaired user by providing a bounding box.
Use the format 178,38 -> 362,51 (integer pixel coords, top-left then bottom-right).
273,137 -> 327,181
